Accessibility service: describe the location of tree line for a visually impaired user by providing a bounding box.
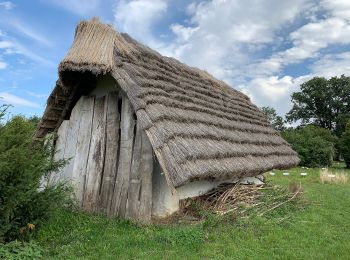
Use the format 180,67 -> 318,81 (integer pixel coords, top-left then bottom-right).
261,75 -> 350,168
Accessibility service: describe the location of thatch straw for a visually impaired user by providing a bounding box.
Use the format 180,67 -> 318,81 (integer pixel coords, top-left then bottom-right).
178,182 -> 302,218
320,168 -> 348,184
35,18 -> 300,188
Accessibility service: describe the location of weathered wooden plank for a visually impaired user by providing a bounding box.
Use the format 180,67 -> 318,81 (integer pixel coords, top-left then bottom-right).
100,92 -> 120,212
83,96 -> 107,212
109,94 -> 135,217
138,130 -> 154,223
125,123 -> 143,219
50,120 -> 69,185
71,96 -> 95,205
61,97 -> 84,181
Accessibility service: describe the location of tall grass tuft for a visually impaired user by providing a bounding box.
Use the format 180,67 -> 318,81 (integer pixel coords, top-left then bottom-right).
320,168 -> 348,184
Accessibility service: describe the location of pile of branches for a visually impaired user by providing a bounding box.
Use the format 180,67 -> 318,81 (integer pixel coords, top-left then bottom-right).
179,181 -> 303,219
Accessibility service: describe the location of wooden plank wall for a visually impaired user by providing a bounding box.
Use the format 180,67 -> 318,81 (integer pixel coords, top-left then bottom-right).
53,90 -> 153,222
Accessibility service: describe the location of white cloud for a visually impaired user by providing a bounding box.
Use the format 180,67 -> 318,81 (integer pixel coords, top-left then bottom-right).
322,0 -> 350,20
252,2 -> 350,77
0,92 -> 40,108
239,75 -> 312,114
111,0 -> 350,116
114,0 -> 168,48
25,91 -> 48,99
285,17 -> 350,60
10,20 -> 53,47
311,52 -> 350,77
0,40 -> 13,49
47,0 -> 101,16
159,0 -> 310,82
0,1 -> 15,10
244,76 -> 296,103
170,24 -> 198,42
0,21 -> 54,66
0,60 -> 7,69
0,39 -> 55,66
13,42 -> 55,66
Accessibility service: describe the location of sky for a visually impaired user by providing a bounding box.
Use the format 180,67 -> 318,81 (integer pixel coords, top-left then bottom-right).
1,0 -> 350,118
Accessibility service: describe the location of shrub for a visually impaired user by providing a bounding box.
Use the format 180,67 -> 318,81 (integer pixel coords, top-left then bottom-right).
0,240 -> 43,259
281,125 -> 336,167
340,121 -> 350,168
0,107 -> 70,242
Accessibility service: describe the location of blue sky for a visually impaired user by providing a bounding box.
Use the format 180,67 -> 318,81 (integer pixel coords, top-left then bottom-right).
1,0 -> 350,118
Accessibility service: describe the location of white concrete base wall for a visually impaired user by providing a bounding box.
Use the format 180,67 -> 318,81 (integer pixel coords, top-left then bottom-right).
152,160 -> 264,218
152,169 -> 234,218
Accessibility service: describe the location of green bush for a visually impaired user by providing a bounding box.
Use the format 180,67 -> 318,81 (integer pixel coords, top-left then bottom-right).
340,121 -> 350,168
281,125 -> 336,167
0,105 -> 70,242
0,240 -> 43,260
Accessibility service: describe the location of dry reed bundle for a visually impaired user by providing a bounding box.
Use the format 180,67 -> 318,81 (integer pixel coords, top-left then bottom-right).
320,168 -> 348,184
180,181 -> 303,218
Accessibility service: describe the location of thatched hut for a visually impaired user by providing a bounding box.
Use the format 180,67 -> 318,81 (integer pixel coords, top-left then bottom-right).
35,18 -> 299,223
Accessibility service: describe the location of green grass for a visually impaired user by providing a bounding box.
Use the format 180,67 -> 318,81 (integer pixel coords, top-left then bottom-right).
35,166 -> 350,259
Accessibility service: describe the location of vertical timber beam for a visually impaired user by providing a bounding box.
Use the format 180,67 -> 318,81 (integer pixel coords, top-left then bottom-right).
71,96 -> 95,205
138,130 -> 153,223
50,120 -> 69,185
109,93 -> 135,217
100,92 -> 120,212
126,123 -> 143,219
83,96 -> 107,212
61,98 -> 84,181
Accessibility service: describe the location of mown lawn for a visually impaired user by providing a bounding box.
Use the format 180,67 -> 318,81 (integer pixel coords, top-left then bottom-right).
36,165 -> 350,259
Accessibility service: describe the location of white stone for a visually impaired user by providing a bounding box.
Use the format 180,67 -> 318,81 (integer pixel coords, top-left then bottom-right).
255,174 -> 265,182
239,176 -> 265,185
269,172 -> 275,176
283,172 -> 289,176
300,172 -> 307,176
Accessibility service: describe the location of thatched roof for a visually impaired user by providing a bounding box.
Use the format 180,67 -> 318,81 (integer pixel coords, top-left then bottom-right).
35,18 -> 299,188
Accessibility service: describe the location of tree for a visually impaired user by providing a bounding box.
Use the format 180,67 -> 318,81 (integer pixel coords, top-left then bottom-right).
281,125 -> 336,167
260,106 -> 285,131
340,121 -> 350,168
0,109 -> 69,242
287,75 -> 350,137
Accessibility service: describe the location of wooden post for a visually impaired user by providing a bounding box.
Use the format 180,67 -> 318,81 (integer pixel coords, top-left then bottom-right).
138,131 -> 153,223
100,92 -> 120,212
50,120 -> 69,185
109,94 -> 135,217
83,96 -> 107,212
126,123 -> 143,219
61,98 -> 84,181
71,96 -> 95,205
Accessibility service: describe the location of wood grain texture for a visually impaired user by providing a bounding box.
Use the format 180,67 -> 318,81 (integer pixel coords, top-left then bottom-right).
50,120 -> 69,185
83,96 -> 107,212
100,92 -> 120,212
109,94 -> 135,217
71,96 -> 95,205
125,123 -> 142,219
61,98 -> 84,181
138,130 -> 153,223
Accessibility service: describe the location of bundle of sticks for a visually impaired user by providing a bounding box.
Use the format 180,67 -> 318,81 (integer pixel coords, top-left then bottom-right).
204,183 -> 263,213
180,181 -> 303,217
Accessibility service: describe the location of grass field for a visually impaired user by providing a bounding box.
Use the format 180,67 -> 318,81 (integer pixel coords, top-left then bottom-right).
36,165 -> 350,259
